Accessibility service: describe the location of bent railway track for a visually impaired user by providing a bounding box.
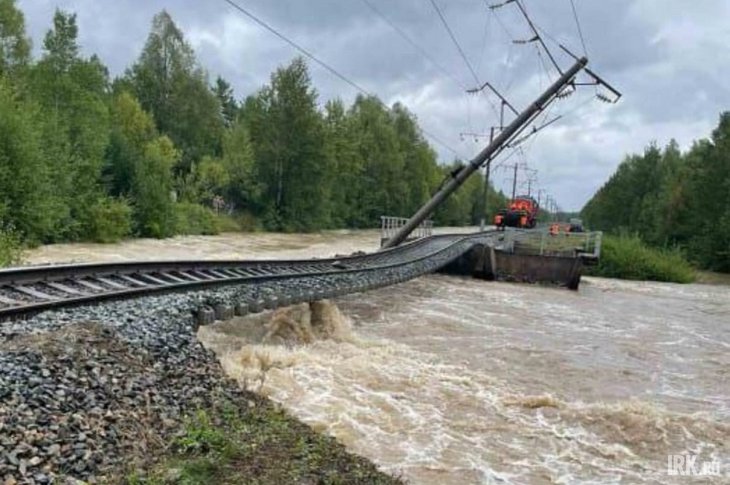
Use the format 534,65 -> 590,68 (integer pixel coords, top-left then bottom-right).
0,231 -> 502,321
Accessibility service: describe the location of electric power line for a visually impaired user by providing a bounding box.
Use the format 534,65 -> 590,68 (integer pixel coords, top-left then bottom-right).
357,0 -> 467,91
219,0 -> 465,158
428,0 -> 504,135
356,0 -> 484,139
428,0 -> 481,87
513,0 -> 562,76
475,6 -> 493,76
569,0 -> 589,57
221,0 -> 368,94
484,0 -> 515,40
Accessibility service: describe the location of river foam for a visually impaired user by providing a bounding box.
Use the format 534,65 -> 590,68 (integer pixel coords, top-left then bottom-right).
199,280 -> 729,484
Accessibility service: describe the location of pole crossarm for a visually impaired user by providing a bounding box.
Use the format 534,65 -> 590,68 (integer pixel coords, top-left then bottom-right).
382,57 -> 588,248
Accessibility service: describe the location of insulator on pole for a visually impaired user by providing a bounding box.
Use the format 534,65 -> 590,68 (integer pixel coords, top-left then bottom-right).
556,86 -> 575,99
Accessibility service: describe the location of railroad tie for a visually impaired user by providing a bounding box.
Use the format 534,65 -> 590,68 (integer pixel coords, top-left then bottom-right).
158,272 -> 187,283
94,277 -> 128,289
13,285 -> 57,301
117,274 -> 150,287
45,281 -> 84,296
179,271 -> 204,282
189,270 -> 215,280
206,269 -> 230,279
137,274 -> 168,286
75,279 -> 105,292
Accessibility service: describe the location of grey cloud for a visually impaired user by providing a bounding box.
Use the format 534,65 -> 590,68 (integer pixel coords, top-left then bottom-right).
17,0 -> 730,210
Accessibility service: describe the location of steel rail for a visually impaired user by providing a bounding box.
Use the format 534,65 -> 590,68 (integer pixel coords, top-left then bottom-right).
0,231 -> 501,320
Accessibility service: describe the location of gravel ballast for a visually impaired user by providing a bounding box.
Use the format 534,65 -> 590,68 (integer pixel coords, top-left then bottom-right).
0,237 -> 484,483
0,286 -> 396,483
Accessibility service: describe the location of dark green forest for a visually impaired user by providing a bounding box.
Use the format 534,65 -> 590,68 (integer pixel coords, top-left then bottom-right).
581,113 -> 730,272
0,1 -> 505,255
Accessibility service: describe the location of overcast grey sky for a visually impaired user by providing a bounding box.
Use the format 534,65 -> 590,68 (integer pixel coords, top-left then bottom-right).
18,0 -> 730,210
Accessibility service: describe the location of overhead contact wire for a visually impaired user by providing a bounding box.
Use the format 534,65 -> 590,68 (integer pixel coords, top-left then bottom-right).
219,0 -> 465,158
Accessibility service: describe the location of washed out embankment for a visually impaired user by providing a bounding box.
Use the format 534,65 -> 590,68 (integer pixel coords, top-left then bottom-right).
0,289 -> 400,483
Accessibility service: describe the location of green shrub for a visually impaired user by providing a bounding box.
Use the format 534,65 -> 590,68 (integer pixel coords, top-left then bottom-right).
236,211 -> 261,232
586,234 -> 696,283
213,214 -> 242,233
89,198 -> 133,243
175,203 -> 220,236
0,227 -> 22,267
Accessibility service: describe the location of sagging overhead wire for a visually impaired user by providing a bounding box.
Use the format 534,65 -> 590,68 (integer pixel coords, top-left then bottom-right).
428,0 -> 481,87
490,0 -> 563,76
471,12 -> 494,136
357,0 -> 467,91
429,0 -> 508,126
479,0 -> 569,151
478,0 -> 563,162
219,0 -> 465,158
509,113 -> 563,148
220,0 -> 367,94
357,0 -> 482,138
475,8 -> 493,78
569,0 -> 589,58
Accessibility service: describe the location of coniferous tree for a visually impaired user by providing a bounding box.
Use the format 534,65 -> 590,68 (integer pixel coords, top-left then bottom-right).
214,76 -> 239,128
582,112 -> 730,271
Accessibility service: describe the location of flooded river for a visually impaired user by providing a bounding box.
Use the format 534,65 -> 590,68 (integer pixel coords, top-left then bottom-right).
27,231 -> 730,483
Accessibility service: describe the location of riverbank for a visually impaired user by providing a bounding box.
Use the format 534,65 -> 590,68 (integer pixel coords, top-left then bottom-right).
585,234 -> 697,283
134,400 -> 399,484
695,270 -> 730,285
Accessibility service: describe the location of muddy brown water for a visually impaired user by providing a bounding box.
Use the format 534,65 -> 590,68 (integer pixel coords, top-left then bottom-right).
26,231 -> 730,483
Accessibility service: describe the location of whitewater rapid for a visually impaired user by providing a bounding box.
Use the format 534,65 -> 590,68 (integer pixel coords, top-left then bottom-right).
199,275 -> 729,484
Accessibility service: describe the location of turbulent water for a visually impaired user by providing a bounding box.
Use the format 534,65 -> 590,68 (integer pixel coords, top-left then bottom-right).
28,231 -> 730,483
199,276 -> 729,484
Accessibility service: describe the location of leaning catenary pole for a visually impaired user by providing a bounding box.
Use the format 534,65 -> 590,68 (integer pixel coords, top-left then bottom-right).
383,57 -> 588,248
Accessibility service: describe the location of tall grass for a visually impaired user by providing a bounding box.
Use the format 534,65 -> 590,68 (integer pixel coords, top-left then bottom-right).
587,234 -> 696,283
0,227 -> 22,268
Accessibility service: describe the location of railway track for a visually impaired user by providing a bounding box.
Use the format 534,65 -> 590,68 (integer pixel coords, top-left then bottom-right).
0,231 -> 502,321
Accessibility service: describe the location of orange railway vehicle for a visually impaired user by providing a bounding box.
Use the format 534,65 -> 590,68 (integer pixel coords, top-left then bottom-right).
494,195 -> 539,229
